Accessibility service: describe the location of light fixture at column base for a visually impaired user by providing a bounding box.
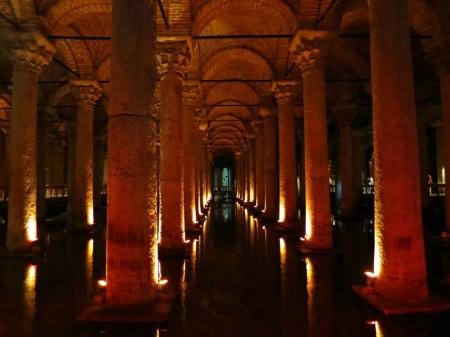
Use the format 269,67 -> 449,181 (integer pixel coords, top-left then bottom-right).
77,289 -> 175,324
297,241 -> 339,255
352,285 -> 450,315
273,222 -> 300,234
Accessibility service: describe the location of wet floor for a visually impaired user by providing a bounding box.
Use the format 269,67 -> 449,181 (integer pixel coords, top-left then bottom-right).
1,202 -> 450,337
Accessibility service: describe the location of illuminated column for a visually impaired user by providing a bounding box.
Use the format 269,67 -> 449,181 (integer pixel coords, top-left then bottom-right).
182,81 -> 200,229
69,80 -> 102,231
206,151 -> 213,202
194,114 -> 207,218
428,40 -> 450,231
252,120 -> 265,210
7,33 -> 55,254
273,81 -> 298,228
247,134 -> 256,205
367,0 -> 428,301
261,107 -> 278,222
290,30 -> 336,249
36,110 -> 47,225
157,40 -> 189,252
334,104 -> 357,214
106,0 -> 159,306
236,152 -> 242,198
66,124 -> 76,225
243,144 -> 249,203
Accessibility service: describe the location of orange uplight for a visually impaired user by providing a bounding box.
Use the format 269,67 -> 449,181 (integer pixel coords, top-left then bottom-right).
98,279 -> 107,287
87,204 -> 94,225
158,279 -> 168,286
305,207 -> 312,241
26,217 -> 37,242
278,198 -> 286,223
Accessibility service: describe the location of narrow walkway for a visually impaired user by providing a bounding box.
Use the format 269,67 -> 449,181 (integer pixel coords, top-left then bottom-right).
0,202 -> 449,337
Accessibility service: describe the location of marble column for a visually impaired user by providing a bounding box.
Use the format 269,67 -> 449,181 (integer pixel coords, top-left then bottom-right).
93,127 -> 106,209
260,107 -> 278,222
36,110 -> 48,225
106,0 -> 159,306
367,0 -> 428,301
334,104 -> 357,214
428,39 -> 450,231
7,33 -> 55,254
69,80 -> 102,231
247,134 -> 256,205
157,41 -> 189,252
252,120 -> 265,210
290,30 -> 336,249
273,81 -> 298,228
182,81 -> 201,230
194,114 -> 207,219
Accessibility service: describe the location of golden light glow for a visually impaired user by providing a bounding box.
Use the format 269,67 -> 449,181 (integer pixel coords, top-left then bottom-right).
98,279 -> 107,287
87,204 -> 94,225
192,208 -> 197,225
158,279 -> 168,286
375,321 -> 383,337
26,217 -> 37,242
305,207 -> 312,241
24,264 -> 37,323
279,238 -> 287,282
373,229 -> 382,277
306,257 -> 315,298
86,239 -> 94,284
279,197 -> 286,223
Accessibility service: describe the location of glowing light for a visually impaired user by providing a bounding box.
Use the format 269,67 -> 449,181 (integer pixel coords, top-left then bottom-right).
373,228 -> 382,277
279,238 -> 287,283
24,264 -> 37,324
87,204 -> 94,225
306,257 -> 315,299
442,166 -> 446,183
305,207 -> 312,240
192,208 -> 197,225
26,217 -> 37,242
158,279 -> 168,286
86,239 -> 94,284
98,279 -> 107,287
375,321 -> 383,337
279,200 -> 286,223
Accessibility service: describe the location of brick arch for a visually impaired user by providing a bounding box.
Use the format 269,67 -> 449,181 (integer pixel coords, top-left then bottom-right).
202,47 -> 274,80
193,0 -> 297,35
45,0 -> 112,32
205,83 -> 260,108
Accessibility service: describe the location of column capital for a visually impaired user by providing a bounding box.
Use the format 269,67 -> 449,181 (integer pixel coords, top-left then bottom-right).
425,37 -> 450,76
182,80 -> 202,105
12,31 -> 55,74
156,39 -> 191,78
194,114 -> 208,131
333,104 -> 358,127
251,119 -> 264,135
289,30 -> 337,73
69,80 -> 103,108
272,80 -> 298,106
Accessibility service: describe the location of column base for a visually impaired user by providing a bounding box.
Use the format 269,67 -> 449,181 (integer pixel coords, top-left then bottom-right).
352,285 -> 450,315
2,240 -> 43,258
77,289 -> 175,324
158,241 -> 190,257
273,220 -> 300,233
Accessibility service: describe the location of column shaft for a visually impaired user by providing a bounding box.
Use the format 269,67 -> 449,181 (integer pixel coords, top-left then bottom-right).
303,67 -> 331,248
441,74 -> 450,231
255,129 -> 265,209
159,70 -> 185,250
263,115 -> 277,221
370,0 -> 428,301
247,138 -> 256,204
106,0 -> 159,306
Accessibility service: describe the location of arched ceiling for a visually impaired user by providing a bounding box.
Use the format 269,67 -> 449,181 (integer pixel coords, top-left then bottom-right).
0,0 -> 447,156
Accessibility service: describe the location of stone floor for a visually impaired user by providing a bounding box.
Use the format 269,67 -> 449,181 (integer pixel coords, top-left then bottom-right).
1,201 -> 450,337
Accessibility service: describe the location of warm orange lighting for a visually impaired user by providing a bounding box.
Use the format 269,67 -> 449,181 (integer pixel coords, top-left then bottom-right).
24,264 -> 37,322
87,204 -> 94,225
278,199 -> 286,223
305,207 -> 312,241
26,217 -> 37,242
279,238 -> 287,283
373,229 -> 382,277
158,279 -> 168,286
98,279 -> 107,287
86,239 -> 94,283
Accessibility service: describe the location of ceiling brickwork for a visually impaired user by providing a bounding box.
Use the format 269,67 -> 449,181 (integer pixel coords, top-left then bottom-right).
0,0 -> 448,154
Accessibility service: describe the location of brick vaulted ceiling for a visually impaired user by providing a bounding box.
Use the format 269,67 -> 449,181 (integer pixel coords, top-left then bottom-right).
0,0 -> 447,153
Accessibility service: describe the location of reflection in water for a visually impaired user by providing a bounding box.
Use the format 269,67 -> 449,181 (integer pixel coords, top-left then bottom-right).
24,264 -> 37,335
2,203 -> 450,337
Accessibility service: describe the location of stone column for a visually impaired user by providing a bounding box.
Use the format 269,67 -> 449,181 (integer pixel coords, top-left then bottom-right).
290,30 -> 336,249
417,108 -> 430,209
367,0 -> 428,301
260,107 -> 278,222
194,114 -> 207,219
351,130 -> 364,207
93,126 -> 106,209
236,152 -> 242,198
182,81 -> 201,230
243,145 -> 249,203
273,81 -> 298,228
7,33 -> 55,254
252,120 -> 265,210
36,110 -> 48,225
428,39 -> 450,231
69,80 -> 102,231
247,134 -> 256,205
106,0 -> 159,306
157,41 -> 189,253
334,104 -> 357,214
66,124 -> 76,226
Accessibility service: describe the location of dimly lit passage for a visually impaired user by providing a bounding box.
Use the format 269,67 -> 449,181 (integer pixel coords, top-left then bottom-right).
1,0 -> 450,336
